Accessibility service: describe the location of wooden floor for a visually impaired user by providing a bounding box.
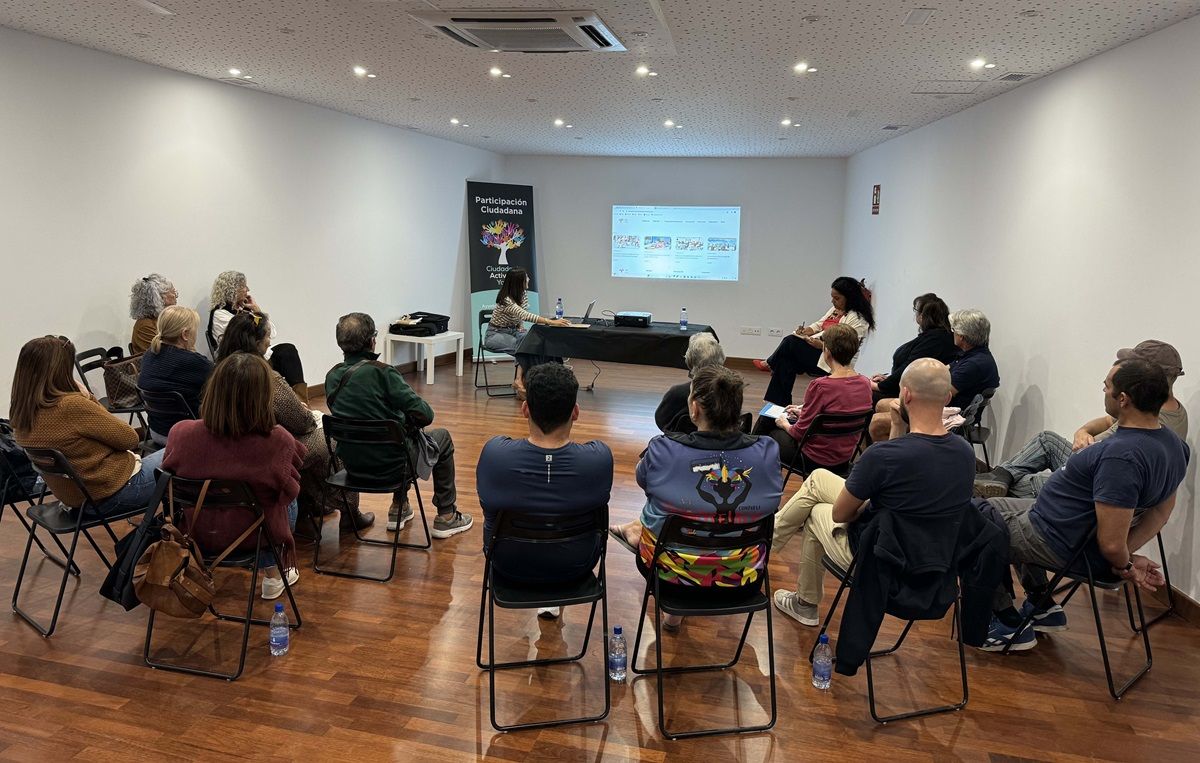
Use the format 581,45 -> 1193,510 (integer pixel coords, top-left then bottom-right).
2,361 -> 1200,762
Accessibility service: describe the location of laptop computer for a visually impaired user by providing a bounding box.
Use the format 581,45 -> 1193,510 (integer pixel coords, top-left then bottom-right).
567,300 -> 596,327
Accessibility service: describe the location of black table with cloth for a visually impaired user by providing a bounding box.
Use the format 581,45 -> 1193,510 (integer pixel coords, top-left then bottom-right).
514,322 -> 718,370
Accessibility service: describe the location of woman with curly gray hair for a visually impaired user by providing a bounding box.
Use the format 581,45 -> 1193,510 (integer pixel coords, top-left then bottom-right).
207,270 -> 308,398
129,274 -> 177,353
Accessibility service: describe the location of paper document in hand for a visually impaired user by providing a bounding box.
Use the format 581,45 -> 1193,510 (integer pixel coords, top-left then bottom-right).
759,403 -> 789,419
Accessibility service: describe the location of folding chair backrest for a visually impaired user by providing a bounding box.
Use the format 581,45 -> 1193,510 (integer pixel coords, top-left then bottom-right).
490,506 -> 608,555
21,447 -> 99,509
138,388 -> 197,421
961,387 -> 996,429
321,414 -> 414,477
649,513 -> 775,592
795,409 -> 874,456
479,309 -> 494,335
74,346 -> 122,396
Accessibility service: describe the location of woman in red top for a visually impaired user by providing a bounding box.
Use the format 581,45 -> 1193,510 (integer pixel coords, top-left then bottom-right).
763,324 -> 873,470
163,352 -> 305,601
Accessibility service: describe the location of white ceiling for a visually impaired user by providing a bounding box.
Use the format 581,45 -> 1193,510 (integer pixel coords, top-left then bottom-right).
4,0 -> 1199,157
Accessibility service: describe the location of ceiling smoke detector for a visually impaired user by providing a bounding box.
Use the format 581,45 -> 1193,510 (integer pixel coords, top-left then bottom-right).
408,9 -> 625,52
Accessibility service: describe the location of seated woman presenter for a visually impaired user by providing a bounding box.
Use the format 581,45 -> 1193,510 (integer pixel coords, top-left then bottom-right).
208,270 -> 308,399
10,336 -> 165,517
753,276 -> 875,407
163,352 -> 305,601
483,268 -> 570,400
216,311 -> 373,532
870,293 -> 957,403
759,323 -> 873,470
138,305 -> 213,446
128,274 -> 178,354
608,365 -> 783,629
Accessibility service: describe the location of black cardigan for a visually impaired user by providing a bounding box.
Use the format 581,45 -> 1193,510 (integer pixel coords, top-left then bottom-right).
875,328 -> 958,398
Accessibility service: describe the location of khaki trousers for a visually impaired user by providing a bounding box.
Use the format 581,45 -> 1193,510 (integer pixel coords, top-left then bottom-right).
772,468 -> 855,605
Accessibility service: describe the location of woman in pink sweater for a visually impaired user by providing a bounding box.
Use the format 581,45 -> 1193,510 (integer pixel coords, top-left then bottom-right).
163,353 -> 305,601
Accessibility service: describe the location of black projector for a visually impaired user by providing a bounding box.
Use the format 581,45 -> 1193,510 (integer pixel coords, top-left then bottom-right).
614,311 -> 652,328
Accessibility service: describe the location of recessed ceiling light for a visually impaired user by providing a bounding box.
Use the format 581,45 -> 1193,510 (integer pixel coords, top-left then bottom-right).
807,68 -> 817,73
663,119 -> 674,127
970,58 -> 986,70
366,73 -> 376,78
242,75 -> 252,80
983,63 -> 996,69
450,118 -> 460,125
501,73 -> 512,78
636,65 -> 649,76
133,0 -> 175,16
489,66 -> 502,77
794,62 -> 809,73
353,65 -> 368,77
554,118 -> 564,127
490,49 -> 500,53
675,124 -> 682,129
462,124 -> 469,128
565,124 -> 573,128
228,68 -> 241,76
648,71 -> 658,77
781,118 -> 792,126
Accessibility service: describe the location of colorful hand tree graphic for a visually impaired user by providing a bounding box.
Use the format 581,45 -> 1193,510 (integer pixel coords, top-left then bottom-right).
481,220 -> 525,266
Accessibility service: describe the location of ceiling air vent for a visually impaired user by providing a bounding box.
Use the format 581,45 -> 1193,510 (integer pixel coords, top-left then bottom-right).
882,124 -> 909,131
218,77 -> 260,87
995,72 -> 1037,82
409,9 -> 626,52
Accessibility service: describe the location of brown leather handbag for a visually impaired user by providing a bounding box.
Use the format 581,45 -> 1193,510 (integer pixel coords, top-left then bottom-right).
133,480 -> 262,618
102,353 -> 143,410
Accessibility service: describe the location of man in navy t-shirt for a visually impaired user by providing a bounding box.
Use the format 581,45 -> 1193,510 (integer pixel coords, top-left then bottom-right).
476,363 -> 613,617
982,358 -> 1189,651
947,308 -> 1000,410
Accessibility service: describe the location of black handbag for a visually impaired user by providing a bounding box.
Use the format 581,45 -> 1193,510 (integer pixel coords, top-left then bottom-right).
389,312 -> 450,337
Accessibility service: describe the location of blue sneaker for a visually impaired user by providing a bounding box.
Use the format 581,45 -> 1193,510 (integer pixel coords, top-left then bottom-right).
980,616 -> 1037,652
1020,600 -> 1068,632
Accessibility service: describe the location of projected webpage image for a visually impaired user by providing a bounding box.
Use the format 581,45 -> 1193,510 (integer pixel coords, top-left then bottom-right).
611,205 -> 741,281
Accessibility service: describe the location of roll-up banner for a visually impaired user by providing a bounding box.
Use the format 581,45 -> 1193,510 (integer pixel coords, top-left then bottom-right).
466,181 -> 539,359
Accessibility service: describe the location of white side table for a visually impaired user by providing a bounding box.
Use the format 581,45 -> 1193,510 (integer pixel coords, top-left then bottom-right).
383,330 -> 465,385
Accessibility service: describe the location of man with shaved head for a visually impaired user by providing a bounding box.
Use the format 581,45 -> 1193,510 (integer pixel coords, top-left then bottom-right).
772,359 -> 977,626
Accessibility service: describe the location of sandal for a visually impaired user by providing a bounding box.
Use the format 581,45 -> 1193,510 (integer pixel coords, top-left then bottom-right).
607,527 -> 638,555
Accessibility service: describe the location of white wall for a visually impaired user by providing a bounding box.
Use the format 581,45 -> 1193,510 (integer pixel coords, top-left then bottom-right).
843,14 -> 1200,599
501,156 -> 846,359
0,25 -> 501,411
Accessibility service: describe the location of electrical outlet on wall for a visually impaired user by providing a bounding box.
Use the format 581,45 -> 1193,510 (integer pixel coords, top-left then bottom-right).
740,326 -> 762,336
768,327 -> 783,337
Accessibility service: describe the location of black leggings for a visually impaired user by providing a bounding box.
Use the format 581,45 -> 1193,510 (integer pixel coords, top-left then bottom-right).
764,334 -> 827,406
269,343 -> 305,387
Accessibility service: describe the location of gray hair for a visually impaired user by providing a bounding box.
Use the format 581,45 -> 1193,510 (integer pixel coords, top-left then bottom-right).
210,270 -> 246,309
684,333 -> 725,372
129,274 -> 175,319
950,309 -> 991,347
336,312 -> 377,354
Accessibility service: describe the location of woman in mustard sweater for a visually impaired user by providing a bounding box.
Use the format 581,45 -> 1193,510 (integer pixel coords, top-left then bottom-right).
10,336 -> 163,516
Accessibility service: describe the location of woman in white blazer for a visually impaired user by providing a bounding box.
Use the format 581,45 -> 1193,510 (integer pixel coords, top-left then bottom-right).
754,276 -> 875,406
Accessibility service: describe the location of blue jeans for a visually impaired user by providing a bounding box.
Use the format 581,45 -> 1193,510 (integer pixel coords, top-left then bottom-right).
87,449 -> 165,518
259,498 -> 298,570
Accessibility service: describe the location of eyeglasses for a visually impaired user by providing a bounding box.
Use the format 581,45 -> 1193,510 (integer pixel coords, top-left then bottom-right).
44,334 -> 69,344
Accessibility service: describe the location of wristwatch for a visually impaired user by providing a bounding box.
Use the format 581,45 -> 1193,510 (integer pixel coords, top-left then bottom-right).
1118,560 -> 1134,575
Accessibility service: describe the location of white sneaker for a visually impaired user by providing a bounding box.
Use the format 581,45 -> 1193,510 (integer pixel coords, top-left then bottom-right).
262,567 -> 300,600
773,589 -> 820,626
537,607 -> 562,620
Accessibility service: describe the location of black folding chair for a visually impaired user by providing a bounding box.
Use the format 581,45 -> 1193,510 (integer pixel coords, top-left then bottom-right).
1004,526 -> 1152,699
143,472 -> 302,681
630,514 -> 777,740
11,448 -> 148,637
1,453 -> 80,578
780,409 -> 873,490
74,346 -> 147,428
474,309 -> 517,397
136,387 -> 197,448
808,553 -> 968,723
311,415 -> 431,582
957,388 -> 996,469
476,507 -> 610,731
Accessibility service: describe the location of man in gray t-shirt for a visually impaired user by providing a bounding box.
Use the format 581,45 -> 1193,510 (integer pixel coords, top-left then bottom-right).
975,340 -> 1186,499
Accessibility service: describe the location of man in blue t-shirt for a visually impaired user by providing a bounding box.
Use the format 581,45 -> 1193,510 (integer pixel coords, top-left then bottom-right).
476,363 -> 613,618
982,358 -> 1190,651
773,358 -> 976,626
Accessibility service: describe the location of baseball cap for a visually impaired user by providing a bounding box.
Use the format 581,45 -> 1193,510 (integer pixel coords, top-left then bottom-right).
1116,340 -> 1184,377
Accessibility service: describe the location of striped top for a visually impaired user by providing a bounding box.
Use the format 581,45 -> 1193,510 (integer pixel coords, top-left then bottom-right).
489,295 -> 540,330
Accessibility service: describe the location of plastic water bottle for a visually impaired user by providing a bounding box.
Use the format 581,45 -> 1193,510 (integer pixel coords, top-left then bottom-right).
555,298 -> 564,320
812,633 -> 832,690
608,625 -> 627,682
269,603 -> 289,656
679,307 -> 688,331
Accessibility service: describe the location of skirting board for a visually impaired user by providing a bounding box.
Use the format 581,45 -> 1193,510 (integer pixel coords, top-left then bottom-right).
308,346 -> 475,399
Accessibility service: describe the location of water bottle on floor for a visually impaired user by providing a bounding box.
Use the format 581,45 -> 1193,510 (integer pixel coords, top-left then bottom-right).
269,603 -> 289,657
812,633 -> 832,690
608,625 -> 627,682
679,307 -> 688,331
555,298 -> 564,320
